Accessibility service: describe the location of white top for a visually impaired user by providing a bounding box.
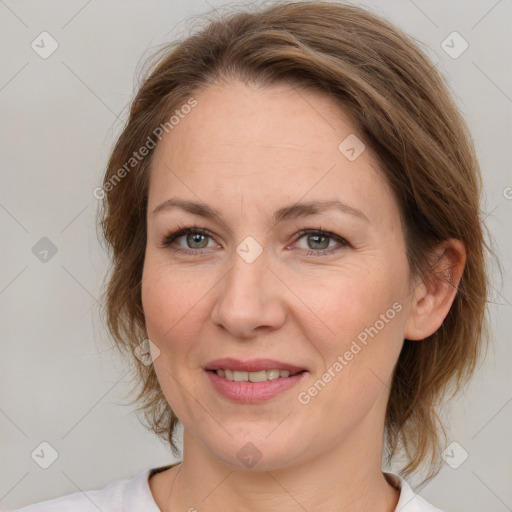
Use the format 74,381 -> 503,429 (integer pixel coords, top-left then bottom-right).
11,465 -> 443,512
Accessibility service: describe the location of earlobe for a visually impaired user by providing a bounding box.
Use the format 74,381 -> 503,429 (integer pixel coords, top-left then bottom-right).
404,239 -> 466,341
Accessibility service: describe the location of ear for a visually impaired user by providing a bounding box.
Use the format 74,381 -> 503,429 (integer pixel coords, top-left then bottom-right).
404,239 -> 466,341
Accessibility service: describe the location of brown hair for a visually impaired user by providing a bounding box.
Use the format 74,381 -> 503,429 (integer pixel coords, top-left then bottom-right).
98,0 -> 490,479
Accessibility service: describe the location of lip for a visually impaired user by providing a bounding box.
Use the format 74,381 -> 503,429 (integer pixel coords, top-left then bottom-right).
206,369 -> 307,403
204,358 -> 309,403
204,358 -> 307,373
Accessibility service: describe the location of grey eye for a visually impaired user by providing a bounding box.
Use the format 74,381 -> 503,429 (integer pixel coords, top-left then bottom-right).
185,232 -> 210,249
305,234 -> 330,250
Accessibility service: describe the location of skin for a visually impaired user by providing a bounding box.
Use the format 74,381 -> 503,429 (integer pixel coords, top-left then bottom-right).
141,79 -> 465,512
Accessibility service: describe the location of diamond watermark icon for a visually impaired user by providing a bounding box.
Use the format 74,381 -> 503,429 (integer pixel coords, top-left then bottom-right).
31,441 -> 59,469
31,31 -> 59,59
236,236 -> 263,264
442,441 -> 469,469
134,338 -> 160,365
32,237 -> 58,263
441,31 -> 468,59
237,442 -> 262,468
338,134 -> 365,161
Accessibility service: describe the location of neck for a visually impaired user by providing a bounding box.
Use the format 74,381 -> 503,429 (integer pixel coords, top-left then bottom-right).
157,428 -> 399,512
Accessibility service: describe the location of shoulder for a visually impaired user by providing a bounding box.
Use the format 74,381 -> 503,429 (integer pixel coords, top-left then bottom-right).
9,478 -> 127,512
386,473 -> 445,512
9,467 -> 160,512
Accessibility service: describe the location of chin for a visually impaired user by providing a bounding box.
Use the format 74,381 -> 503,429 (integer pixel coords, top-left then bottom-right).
201,430 -> 310,472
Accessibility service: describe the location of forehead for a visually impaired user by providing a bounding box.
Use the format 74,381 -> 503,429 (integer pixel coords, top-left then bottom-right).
154,80 -> 358,166
148,80 -> 398,226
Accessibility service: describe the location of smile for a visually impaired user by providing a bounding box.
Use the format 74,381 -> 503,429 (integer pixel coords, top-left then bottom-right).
213,369 -> 302,382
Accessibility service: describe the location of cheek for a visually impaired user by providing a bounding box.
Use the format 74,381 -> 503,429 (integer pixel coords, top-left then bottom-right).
297,261 -> 408,387
141,254 -> 215,420
293,285 -> 405,434
301,263 -> 406,338
141,254 -> 211,356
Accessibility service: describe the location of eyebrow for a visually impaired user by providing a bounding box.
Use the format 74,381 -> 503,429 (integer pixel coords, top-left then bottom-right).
151,197 -> 369,223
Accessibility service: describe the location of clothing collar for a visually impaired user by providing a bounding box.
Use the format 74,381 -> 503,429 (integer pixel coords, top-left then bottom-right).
123,464 -> 174,512
123,465 -> 441,512
385,472 -> 443,511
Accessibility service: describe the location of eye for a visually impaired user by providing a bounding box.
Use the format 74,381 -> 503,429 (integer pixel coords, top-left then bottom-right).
292,229 -> 350,256
159,226 -> 218,256
159,225 -> 351,258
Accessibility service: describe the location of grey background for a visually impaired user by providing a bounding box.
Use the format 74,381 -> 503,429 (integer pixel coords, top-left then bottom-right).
1,0 -> 510,510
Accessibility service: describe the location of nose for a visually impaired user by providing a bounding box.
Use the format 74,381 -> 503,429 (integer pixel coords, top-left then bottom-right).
210,246 -> 287,339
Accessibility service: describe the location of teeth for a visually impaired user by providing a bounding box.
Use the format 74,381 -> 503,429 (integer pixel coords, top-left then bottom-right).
214,368 -> 298,382
248,370 -> 267,383
233,370 -> 248,381
267,369 -> 280,380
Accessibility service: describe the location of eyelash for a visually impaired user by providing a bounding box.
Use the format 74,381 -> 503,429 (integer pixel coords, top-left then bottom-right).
158,223 -> 351,258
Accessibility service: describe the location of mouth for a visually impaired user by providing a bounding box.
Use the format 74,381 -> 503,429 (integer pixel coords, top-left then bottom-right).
209,368 -> 305,382
204,358 -> 308,402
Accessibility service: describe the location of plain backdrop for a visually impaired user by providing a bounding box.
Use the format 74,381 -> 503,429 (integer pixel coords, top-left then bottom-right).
1,0 -> 511,510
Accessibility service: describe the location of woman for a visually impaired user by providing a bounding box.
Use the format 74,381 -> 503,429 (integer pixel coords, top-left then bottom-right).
14,1 -> 489,510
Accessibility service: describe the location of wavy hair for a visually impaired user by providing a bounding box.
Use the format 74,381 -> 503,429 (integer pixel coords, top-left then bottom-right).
98,0 -> 490,479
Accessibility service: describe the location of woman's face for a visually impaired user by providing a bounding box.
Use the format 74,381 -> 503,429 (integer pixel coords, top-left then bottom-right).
142,80 -> 415,470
